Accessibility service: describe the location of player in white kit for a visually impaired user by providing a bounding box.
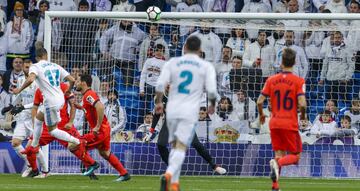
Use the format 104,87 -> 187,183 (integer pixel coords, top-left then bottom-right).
12,48 -> 83,174
156,36 -> 218,191
10,60 -> 47,177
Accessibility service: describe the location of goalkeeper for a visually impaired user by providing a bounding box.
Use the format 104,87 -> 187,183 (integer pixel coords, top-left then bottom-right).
145,87 -> 226,175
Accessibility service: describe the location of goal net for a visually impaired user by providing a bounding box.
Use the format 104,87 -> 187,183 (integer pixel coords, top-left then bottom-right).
44,12 -> 360,177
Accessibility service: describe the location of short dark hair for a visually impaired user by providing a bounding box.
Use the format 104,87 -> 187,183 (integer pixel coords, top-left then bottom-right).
342,115 -> 352,123
223,46 -> 232,54
155,44 -> 165,52
39,0 -> 50,8
80,74 -> 92,87
35,48 -> 48,58
321,109 -> 332,115
108,89 -> 119,98
185,36 -> 201,52
79,0 -> 89,7
232,55 -> 242,60
282,48 -> 296,68
23,59 -> 32,63
200,106 -> 207,112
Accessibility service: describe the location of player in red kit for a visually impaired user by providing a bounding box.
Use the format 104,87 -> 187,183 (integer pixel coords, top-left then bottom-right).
76,74 -> 130,182
24,82 -> 98,179
257,48 -> 307,191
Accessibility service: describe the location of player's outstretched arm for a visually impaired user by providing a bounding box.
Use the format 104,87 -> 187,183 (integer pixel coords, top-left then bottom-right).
297,95 -> 307,121
257,95 -> 267,124
12,73 -> 36,95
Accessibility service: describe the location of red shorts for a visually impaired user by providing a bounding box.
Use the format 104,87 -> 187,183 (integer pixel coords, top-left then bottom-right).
81,131 -> 110,151
36,125 -> 80,148
270,129 -> 302,153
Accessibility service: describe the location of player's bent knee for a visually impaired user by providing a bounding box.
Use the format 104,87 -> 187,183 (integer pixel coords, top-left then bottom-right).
47,125 -> 57,132
174,140 -> 187,151
99,150 -> 110,159
36,112 -> 45,121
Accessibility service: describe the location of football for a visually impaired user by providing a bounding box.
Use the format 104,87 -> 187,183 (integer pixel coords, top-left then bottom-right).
146,6 -> 161,21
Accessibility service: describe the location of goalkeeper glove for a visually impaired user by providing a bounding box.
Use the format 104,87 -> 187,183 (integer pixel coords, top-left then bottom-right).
11,105 -> 25,115
1,105 -> 13,115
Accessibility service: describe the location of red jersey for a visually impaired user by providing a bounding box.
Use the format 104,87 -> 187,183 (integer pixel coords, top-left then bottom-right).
82,89 -> 110,135
34,83 -> 73,128
261,71 -> 305,131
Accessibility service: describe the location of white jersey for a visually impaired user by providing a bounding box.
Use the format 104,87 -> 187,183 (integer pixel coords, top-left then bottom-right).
29,60 -> 70,108
156,53 -> 217,122
12,75 -> 37,120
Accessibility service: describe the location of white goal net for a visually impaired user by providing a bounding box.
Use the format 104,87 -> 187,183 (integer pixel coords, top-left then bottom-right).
45,12 -> 360,177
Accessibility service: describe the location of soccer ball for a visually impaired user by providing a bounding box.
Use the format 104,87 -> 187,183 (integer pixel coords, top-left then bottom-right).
146,6 -> 161,21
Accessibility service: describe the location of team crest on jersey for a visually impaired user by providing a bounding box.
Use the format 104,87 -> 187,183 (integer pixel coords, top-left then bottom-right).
86,95 -> 96,105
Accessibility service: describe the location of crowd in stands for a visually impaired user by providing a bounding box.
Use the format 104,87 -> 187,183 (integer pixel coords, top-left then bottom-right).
0,0 -> 360,145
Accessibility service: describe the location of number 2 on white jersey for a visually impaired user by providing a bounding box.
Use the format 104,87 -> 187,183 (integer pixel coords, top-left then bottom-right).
45,69 -> 60,86
178,70 -> 193,94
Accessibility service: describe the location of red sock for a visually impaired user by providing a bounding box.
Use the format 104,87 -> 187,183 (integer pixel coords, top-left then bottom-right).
71,149 -> 95,167
272,181 -> 279,189
277,154 -> 299,167
106,153 -> 128,175
27,153 -> 38,171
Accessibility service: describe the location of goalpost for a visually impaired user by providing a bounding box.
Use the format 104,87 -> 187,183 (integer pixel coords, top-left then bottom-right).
44,11 -> 360,177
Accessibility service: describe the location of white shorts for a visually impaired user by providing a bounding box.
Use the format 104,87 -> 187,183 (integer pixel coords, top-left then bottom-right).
40,105 -> 62,127
167,119 -> 196,147
13,120 -> 33,140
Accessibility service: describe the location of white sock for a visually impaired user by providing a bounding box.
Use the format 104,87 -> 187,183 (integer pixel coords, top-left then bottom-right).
37,149 -> 48,172
31,118 -> 43,147
166,149 -> 185,183
13,145 -> 29,166
49,128 -> 80,145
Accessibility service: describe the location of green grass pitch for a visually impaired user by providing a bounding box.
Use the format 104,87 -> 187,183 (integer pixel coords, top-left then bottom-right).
1,174 -> 359,191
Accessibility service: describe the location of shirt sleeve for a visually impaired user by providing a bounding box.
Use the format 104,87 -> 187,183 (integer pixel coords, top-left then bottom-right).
296,78 -> 305,96
58,65 -> 70,82
29,65 -> 38,76
33,89 -> 43,106
261,78 -> 271,97
85,91 -> 100,107
156,60 -> 171,93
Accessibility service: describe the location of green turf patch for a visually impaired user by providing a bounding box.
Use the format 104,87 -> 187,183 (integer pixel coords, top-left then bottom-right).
0,174 -> 359,191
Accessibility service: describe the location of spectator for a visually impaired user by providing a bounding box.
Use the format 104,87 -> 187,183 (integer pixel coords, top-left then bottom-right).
139,44 -> 166,111
63,0 -> 98,68
104,90 -> 127,139
242,0 -> 270,40
100,20 -> 145,86
0,74 -> 13,134
135,111 -> 153,141
310,110 -> 338,138
319,31 -> 355,103
280,0 -> 308,45
188,25 -> 222,65
35,0 -> 63,53
303,20 -> 325,84
347,0 -> 360,68
338,115 -> 357,135
232,89 -> 256,122
268,22 -> 285,49
112,0 -> 136,11
0,21 -> 6,74
138,23 -> 169,70
313,0 -> 329,12
275,30 -> 309,79
168,29 -> 183,58
324,0 -> 347,13
216,46 -> 233,97
209,96 -> 238,122
87,0 -> 112,11
271,0 -> 288,13
199,106 -> 210,121
344,98 -> 360,131
37,0 -> 77,11
93,19 -> 109,61
175,0 -> 203,37
202,0 -> 236,44
226,28 -> 250,57
313,99 -> 338,123
99,80 -> 111,104
2,57 -> 24,94
0,1 -> 5,29
221,56 -> 243,98
71,64 -> 101,93
242,30 -> 275,82
5,1 -> 33,70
